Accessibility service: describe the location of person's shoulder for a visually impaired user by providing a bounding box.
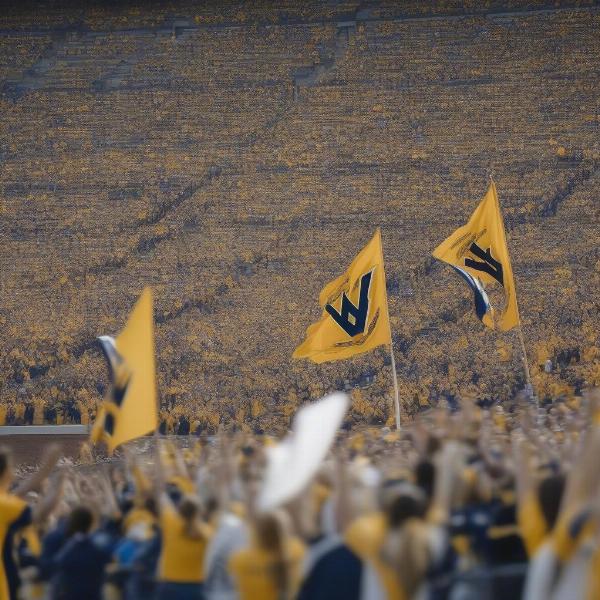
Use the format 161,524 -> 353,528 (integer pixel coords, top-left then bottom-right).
55,534 -> 85,562
320,543 -> 362,570
0,491 -> 27,512
287,536 -> 306,560
345,511 -> 387,560
160,501 -> 181,526
0,492 -> 30,526
228,546 -> 255,573
43,524 -> 66,548
299,543 -> 362,600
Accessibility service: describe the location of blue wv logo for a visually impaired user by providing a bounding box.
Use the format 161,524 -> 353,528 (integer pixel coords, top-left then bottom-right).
465,242 -> 504,286
325,270 -> 373,337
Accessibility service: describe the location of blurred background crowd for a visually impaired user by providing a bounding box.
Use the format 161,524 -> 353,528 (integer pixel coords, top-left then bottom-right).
2,388 -> 600,600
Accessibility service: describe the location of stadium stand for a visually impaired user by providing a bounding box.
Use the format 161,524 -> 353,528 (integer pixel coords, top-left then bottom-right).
0,1 -> 599,432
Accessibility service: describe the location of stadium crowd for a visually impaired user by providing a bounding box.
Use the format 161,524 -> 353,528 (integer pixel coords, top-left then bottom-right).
1,388 -> 600,600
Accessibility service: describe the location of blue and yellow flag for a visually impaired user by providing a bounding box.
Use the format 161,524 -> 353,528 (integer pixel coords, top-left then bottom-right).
433,181 -> 520,331
293,229 -> 391,363
91,287 -> 157,452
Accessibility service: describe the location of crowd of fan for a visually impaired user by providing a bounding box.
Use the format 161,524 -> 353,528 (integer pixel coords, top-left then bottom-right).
2,389 -> 600,600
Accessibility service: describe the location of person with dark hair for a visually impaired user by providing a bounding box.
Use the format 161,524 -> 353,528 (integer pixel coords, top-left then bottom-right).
50,506 -> 113,600
345,443 -> 458,600
296,473 -> 363,600
537,475 -> 566,534
513,435 -> 567,559
415,460 -> 436,509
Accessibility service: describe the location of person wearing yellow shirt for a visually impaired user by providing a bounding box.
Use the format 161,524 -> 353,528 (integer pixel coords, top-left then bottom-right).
345,486 -> 429,600
523,421 -> 600,599
157,497 -> 212,599
0,445 -> 62,600
0,488 -> 31,600
229,511 -> 305,600
513,430 -> 567,558
154,439 -> 212,600
344,443 -> 459,600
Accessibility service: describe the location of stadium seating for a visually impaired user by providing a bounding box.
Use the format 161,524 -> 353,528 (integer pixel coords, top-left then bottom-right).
0,1 -> 598,430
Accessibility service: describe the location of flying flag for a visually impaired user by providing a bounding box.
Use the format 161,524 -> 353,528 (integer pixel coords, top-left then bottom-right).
433,181 -> 520,331
293,228 -> 392,363
91,287 -> 157,452
258,392 -> 349,512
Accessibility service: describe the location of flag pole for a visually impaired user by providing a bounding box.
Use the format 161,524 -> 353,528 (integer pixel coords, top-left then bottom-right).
516,324 -> 533,393
388,337 -> 402,431
489,175 -> 536,404
379,228 -> 401,430
514,306 -> 537,405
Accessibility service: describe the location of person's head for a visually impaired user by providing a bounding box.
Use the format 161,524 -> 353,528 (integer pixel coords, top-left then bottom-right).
0,447 -> 14,490
378,480 -> 425,520
254,511 -> 289,551
178,495 -> 200,522
65,506 -> 94,538
538,474 -> 566,531
178,495 -> 206,541
380,485 -> 429,597
384,484 -> 427,529
143,496 -> 158,517
425,435 -> 441,457
414,460 -> 436,503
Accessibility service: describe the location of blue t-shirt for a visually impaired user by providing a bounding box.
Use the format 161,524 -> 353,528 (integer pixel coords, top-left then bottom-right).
297,538 -> 362,600
52,534 -> 112,600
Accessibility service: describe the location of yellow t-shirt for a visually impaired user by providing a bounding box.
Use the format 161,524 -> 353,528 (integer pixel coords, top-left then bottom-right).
518,492 -> 548,557
345,512 -> 407,600
553,510 -> 596,563
158,504 -> 211,583
228,537 -> 305,600
124,507 -> 156,533
586,544 -> 600,600
0,492 -> 30,600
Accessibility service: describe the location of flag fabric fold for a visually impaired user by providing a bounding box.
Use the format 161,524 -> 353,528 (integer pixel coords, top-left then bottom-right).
433,181 -> 519,331
91,287 -> 157,452
293,229 -> 391,363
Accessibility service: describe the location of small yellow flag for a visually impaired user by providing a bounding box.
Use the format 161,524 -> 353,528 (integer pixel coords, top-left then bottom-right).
433,181 -> 520,331
91,287 -> 158,452
293,229 -> 391,363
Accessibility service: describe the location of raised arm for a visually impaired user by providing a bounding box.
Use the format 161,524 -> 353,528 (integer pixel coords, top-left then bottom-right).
560,424 -> 600,518
14,443 -> 62,498
512,432 -> 535,511
98,467 -> 121,518
429,441 -> 462,525
153,435 -> 174,514
32,469 -> 66,524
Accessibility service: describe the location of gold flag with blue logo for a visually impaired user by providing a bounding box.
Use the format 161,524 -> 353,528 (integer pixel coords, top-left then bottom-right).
433,181 -> 520,331
91,287 -> 157,452
293,229 -> 391,363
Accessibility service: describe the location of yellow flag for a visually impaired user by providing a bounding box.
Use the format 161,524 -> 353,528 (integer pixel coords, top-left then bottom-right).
433,181 -> 519,331
91,287 -> 157,452
293,229 -> 391,363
